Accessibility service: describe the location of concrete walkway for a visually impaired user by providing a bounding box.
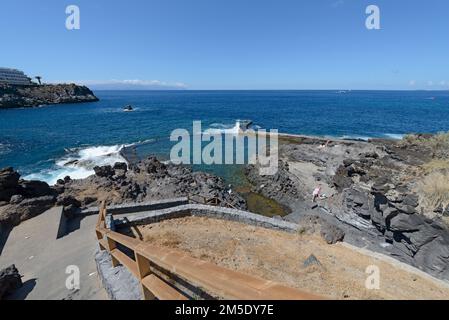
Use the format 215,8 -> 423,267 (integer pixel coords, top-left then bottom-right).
0,207 -> 107,300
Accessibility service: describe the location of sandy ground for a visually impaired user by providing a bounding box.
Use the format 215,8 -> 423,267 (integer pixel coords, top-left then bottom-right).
128,216 -> 449,300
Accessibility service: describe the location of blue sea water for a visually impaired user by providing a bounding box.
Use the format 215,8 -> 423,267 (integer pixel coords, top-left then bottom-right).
1,90 -> 449,185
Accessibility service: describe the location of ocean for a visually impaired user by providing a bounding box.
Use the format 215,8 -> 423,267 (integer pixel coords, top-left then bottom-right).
1,90 -> 448,185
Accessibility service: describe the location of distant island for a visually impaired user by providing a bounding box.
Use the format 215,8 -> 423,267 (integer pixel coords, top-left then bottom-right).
0,83 -> 99,109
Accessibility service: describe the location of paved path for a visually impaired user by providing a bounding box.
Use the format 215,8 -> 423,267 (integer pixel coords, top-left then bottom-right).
0,207 -> 107,300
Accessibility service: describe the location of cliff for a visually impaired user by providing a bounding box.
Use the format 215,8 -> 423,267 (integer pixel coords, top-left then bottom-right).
0,83 -> 99,109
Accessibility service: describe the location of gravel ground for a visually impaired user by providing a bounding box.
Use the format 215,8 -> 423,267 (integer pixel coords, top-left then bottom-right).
127,216 -> 449,300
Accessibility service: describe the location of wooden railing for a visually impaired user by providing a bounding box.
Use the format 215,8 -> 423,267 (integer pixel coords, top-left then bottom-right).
96,201 -> 322,300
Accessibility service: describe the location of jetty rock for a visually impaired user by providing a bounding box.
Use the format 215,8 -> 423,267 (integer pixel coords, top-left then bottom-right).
0,83 -> 99,109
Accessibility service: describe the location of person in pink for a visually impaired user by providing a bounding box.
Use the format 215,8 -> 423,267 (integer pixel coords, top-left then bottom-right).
312,186 -> 321,202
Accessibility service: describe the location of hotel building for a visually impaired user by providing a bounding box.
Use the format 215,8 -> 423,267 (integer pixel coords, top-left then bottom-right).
0,68 -> 32,85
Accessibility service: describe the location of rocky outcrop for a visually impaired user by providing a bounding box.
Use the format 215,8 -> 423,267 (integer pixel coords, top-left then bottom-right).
0,83 -> 99,109
247,135 -> 449,281
93,165 -> 115,178
1,157 -> 248,228
0,196 -> 56,226
342,184 -> 449,279
0,265 -> 22,300
295,214 -> 346,245
19,180 -> 54,198
0,167 -> 20,202
328,141 -> 449,279
0,168 -> 57,229
320,223 -> 345,244
245,160 -> 299,204
57,156 -> 247,214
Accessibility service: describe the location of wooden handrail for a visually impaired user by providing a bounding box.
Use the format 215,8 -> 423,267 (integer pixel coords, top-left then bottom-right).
141,274 -> 188,300
136,243 -> 320,300
106,230 -> 141,250
96,202 -> 322,300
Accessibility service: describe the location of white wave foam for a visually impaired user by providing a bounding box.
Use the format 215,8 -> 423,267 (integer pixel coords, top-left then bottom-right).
125,138 -> 155,146
24,166 -> 94,186
207,120 -> 253,135
338,135 -> 371,141
383,133 -> 404,140
337,133 -> 404,141
24,144 -> 127,185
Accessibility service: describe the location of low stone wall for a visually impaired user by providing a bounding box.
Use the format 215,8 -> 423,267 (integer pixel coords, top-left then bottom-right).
81,197 -> 189,216
114,203 -> 299,233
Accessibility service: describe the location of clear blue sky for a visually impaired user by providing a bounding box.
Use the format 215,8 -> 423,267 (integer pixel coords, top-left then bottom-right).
1,0 -> 448,90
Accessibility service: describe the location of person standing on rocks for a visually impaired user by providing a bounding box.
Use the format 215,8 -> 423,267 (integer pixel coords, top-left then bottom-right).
312,185 -> 321,202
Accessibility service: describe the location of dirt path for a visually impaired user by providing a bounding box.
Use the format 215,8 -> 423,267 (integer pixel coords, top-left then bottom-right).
129,216 -> 449,300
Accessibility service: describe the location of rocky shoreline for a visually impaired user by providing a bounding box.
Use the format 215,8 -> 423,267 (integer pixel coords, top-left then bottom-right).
1,133 -> 449,283
245,134 -> 449,280
0,83 -> 99,109
0,157 -> 246,231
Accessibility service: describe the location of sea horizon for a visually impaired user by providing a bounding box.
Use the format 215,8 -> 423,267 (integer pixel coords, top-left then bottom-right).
89,89 -> 449,92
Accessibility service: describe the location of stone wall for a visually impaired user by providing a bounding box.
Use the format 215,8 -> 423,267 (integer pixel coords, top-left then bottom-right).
113,202 -> 298,233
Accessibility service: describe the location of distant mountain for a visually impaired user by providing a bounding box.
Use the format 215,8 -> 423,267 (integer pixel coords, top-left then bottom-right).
71,80 -> 188,91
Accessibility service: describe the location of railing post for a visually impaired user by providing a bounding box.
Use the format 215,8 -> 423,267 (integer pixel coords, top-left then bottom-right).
106,236 -> 119,267
96,201 -> 106,242
98,235 -> 107,251
135,251 -> 155,300
96,229 -> 103,241
97,201 -> 105,223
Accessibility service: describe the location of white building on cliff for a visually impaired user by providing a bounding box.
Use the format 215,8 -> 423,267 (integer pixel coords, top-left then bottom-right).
0,68 -> 32,85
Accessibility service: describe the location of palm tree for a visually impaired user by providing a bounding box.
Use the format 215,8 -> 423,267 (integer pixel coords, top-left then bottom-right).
35,76 -> 42,85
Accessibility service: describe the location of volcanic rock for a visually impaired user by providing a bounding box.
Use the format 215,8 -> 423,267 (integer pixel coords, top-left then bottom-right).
0,265 -> 22,300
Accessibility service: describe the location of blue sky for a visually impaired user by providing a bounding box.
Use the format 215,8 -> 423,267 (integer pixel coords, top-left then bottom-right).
1,0 -> 448,90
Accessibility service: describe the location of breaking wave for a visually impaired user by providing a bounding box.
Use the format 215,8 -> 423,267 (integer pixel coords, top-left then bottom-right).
24,144 -> 128,185
207,120 -> 255,135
